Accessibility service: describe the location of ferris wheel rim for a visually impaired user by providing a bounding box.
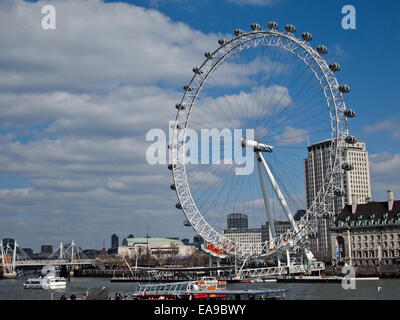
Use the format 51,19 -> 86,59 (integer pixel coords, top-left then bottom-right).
171,25 -> 349,259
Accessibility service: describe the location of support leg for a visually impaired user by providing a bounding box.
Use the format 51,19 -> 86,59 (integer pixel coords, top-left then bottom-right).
256,153 -> 276,243
258,152 -> 315,262
257,152 -> 298,232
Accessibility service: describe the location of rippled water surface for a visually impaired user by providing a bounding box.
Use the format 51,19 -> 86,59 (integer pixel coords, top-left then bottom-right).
0,277 -> 399,300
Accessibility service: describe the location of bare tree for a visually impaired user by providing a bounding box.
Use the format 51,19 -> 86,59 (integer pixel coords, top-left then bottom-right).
186,247 -> 208,267
170,242 -> 179,266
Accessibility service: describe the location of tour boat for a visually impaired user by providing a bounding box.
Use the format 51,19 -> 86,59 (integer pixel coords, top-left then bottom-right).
23,278 -> 43,289
130,276 -> 287,300
2,271 -> 17,279
41,274 -> 67,290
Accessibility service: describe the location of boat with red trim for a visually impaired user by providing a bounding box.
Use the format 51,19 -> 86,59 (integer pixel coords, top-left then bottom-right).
130,276 -> 287,300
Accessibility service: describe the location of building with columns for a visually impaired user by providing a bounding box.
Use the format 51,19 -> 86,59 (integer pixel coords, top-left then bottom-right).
117,237 -> 196,259
330,190 -> 400,266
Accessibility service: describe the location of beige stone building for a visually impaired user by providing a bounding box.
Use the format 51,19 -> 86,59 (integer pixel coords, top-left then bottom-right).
330,190 -> 400,266
117,237 -> 196,259
222,228 -> 262,255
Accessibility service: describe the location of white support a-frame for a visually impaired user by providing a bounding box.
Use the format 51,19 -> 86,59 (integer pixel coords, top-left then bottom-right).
257,150 -> 315,263
256,154 -> 276,242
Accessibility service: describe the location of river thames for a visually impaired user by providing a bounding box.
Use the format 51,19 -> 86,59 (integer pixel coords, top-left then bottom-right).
0,277 -> 399,300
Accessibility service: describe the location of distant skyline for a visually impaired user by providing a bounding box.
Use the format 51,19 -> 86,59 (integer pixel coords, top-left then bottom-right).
0,0 -> 399,251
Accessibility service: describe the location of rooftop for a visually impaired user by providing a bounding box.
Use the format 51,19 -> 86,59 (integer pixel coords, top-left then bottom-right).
335,199 -> 400,227
125,238 -> 184,245
307,139 -> 365,151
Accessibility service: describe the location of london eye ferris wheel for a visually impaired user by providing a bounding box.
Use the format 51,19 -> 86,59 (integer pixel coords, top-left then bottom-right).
168,21 -> 357,263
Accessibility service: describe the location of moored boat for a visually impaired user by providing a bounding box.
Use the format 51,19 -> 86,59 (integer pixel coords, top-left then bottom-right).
23,278 -> 42,289
23,274 -> 67,290
41,274 -> 67,290
276,275 -> 379,283
2,272 -> 17,279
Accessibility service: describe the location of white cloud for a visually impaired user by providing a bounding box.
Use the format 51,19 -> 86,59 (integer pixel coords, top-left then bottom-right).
364,120 -> 400,140
332,43 -> 350,60
0,86 -> 181,139
1,0 -> 236,249
0,129 -> 186,247
201,192 -> 305,230
369,151 -> 400,201
211,56 -> 288,88
276,126 -> 308,145
225,0 -> 275,6
0,0 -> 220,93
191,85 -> 292,131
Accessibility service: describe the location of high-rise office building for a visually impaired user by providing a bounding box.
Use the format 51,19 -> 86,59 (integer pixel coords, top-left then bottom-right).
1,238 -> 15,249
304,139 -> 372,260
304,140 -> 371,213
294,210 -> 306,221
40,245 -> 53,257
222,213 -> 263,255
22,248 -> 33,257
222,228 -> 262,255
261,220 -> 292,243
227,213 -> 248,229
342,141 -> 372,205
111,234 -> 119,249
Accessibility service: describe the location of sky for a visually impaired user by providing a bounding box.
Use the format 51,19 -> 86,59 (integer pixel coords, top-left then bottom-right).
0,0 -> 399,252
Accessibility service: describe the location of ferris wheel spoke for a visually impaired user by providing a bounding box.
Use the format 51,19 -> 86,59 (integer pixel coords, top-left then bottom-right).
248,52 -> 299,132
247,45 -> 288,129
260,72 -> 321,136
263,91 -> 326,139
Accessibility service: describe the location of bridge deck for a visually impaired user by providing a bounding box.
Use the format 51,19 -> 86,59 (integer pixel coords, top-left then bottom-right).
1,259 -> 95,267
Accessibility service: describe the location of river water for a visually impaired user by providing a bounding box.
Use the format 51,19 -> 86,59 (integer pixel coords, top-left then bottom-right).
0,277 -> 399,300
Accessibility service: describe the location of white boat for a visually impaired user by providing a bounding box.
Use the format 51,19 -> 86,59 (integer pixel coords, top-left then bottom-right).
23,278 -> 42,289
23,275 -> 67,290
187,277 -> 225,292
2,271 -> 17,279
132,276 -> 287,300
41,274 -> 67,290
